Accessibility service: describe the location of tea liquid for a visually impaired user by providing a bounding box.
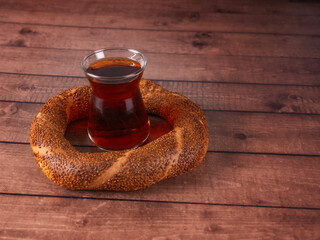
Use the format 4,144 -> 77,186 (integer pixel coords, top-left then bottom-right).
86,58 -> 150,150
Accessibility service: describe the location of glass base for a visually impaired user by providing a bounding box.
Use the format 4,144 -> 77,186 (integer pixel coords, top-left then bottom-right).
87,128 -> 150,152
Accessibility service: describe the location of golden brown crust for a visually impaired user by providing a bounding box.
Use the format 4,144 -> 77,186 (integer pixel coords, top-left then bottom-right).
30,79 -> 209,191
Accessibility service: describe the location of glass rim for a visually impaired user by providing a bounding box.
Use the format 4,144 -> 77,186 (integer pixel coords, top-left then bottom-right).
80,48 -> 147,81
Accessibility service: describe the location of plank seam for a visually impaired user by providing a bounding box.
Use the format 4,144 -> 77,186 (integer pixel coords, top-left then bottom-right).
1,20 -> 320,37
2,141 -> 320,157
0,192 -> 319,210
1,99 -> 320,116
1,72 -> 320,87
2,45 -> 320,60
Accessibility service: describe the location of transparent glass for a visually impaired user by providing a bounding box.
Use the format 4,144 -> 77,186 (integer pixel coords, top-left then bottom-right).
81,49 -> 150,151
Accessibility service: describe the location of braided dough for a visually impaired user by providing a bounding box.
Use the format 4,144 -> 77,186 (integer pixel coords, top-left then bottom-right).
30,79 -> 209,191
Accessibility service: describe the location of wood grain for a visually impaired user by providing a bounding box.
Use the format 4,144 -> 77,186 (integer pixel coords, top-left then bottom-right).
1,9 -> 320,35
1,0 -> 320,17
1,194 -> 319,240
0,102 -> 319,155
1,0 -> 320,238
0,73 -> 320,114
1,22 -> 320,58
1,47 -> 319,86
0,143 -> 319,208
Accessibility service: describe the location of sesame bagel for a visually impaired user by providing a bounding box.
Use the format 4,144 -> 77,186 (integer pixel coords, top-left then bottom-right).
30,79 -> 209,191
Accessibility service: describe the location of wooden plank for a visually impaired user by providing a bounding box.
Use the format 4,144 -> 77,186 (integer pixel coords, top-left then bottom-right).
0,195 -> 319,240
1,0 -> 320,17
1,73 -> 320,114
1,9 -> 320,35
1,23 -> 320,58
0,143 -> 319,208
207,111 -> 320,155
0,102 -> 319,155
61,111 -> 320,155
0,47 -> 319,86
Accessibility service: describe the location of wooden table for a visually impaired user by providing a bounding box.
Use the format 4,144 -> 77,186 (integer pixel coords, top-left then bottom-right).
1,0 -> 320,239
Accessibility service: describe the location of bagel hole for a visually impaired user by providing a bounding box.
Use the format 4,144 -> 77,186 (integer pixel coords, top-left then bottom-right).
64,114 -> 173,153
